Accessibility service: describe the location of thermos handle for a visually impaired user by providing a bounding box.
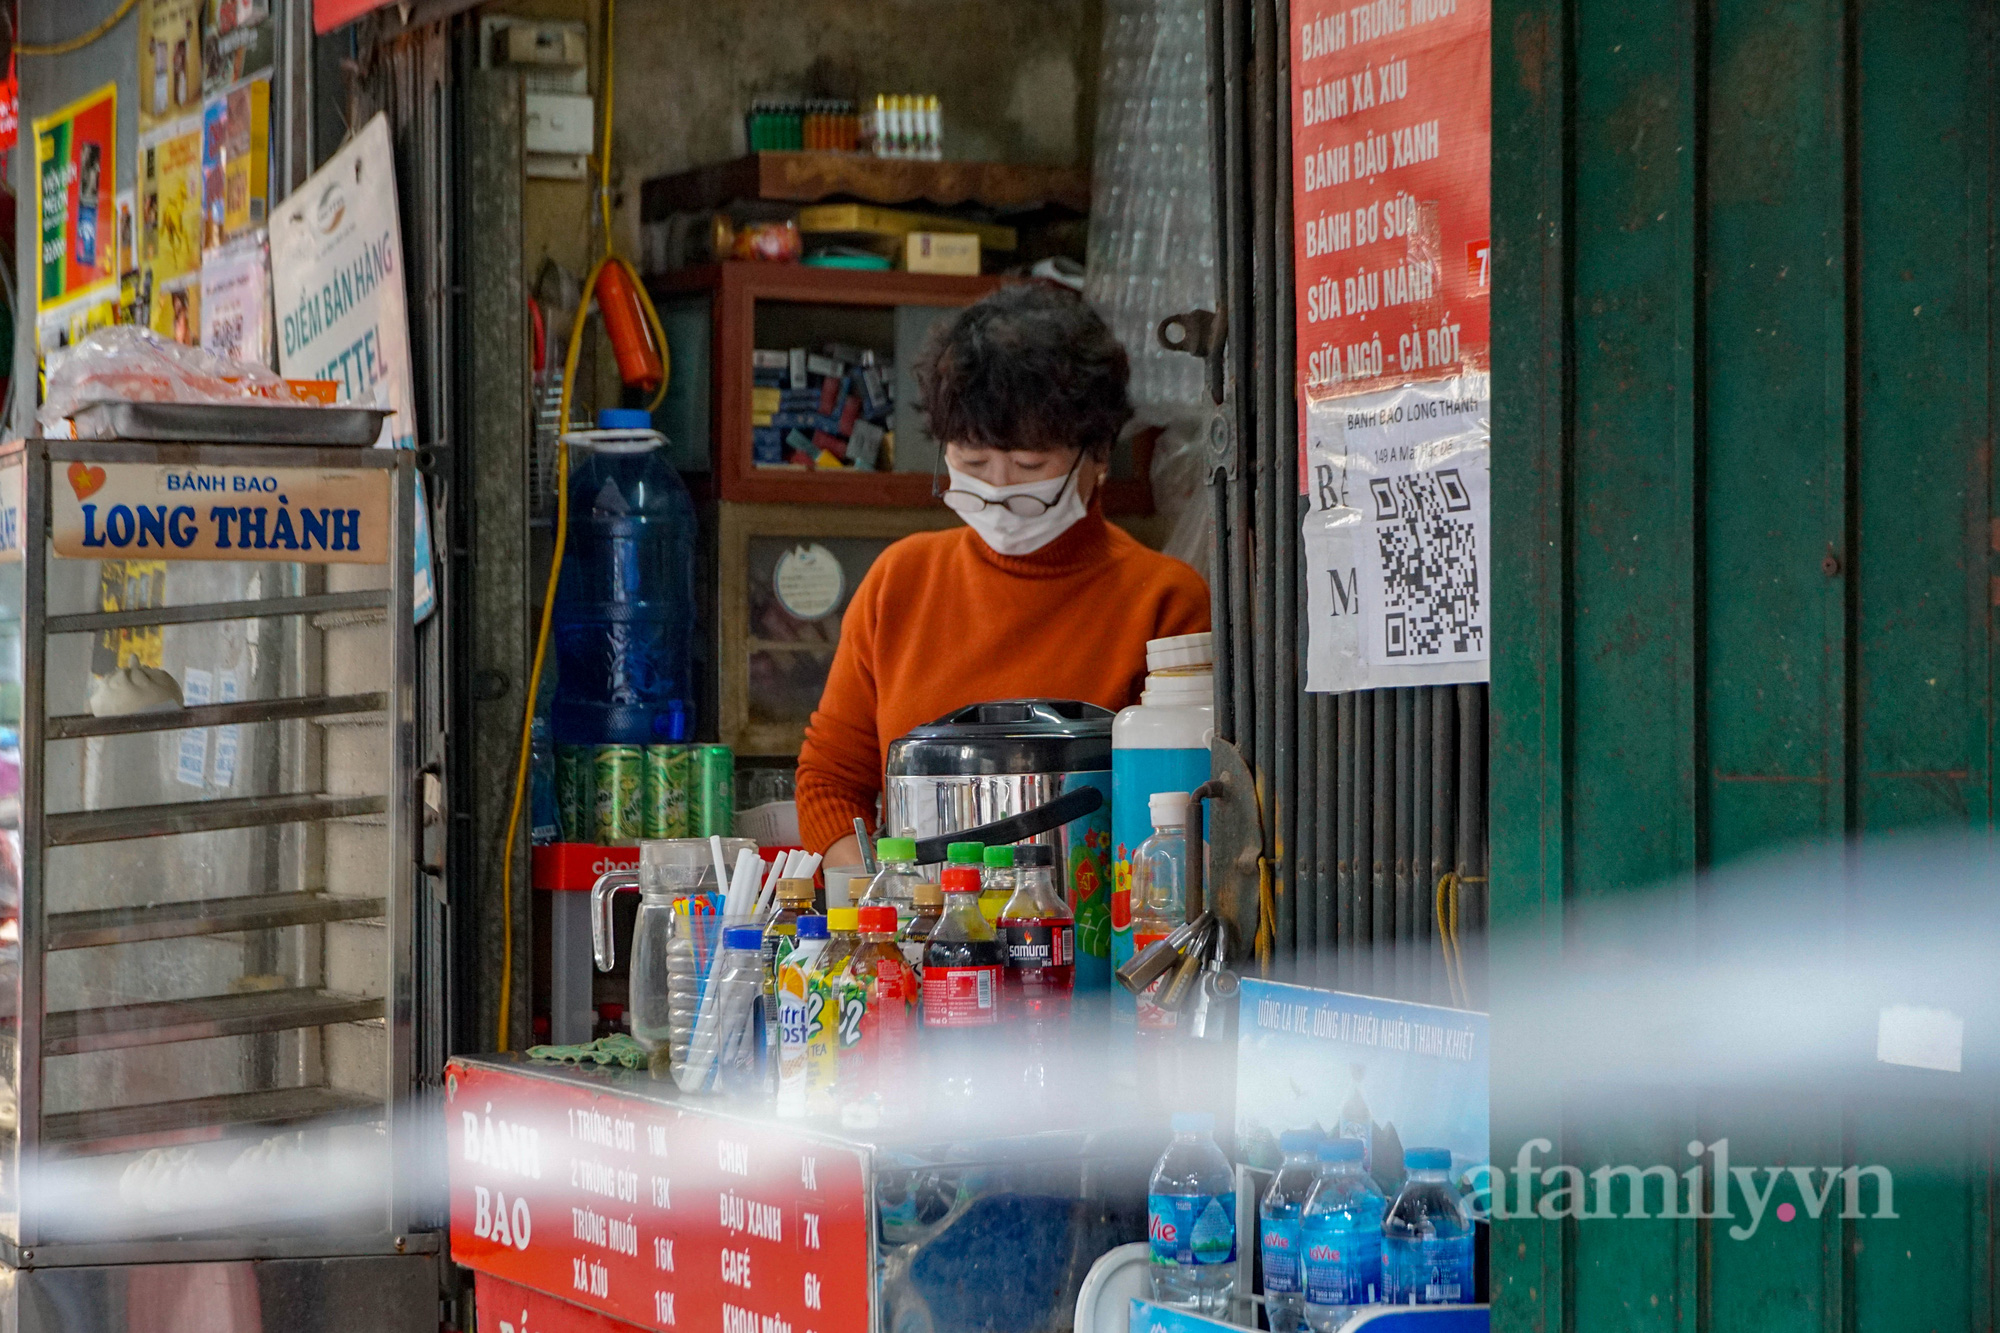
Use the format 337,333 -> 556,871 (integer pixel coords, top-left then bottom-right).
910,785 -> 1105,865
591,870 -> 641,971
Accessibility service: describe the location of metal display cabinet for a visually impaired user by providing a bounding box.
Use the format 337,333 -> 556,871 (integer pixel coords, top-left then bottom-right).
0,439 -> 438,1321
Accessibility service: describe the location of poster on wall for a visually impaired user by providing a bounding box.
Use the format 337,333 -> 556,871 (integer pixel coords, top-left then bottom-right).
1301,372 -> 1488,693
201,232 -> 273,366
203,0 -> 275,95
139,0 -> 206,129
1289,0 -> 1490,411
139,116 -> 206,344
270,113 -> 436,619
200,76 -> 270,252
34,84 -> 118,314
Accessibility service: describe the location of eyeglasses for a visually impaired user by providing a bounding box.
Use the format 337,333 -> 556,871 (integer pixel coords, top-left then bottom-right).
933,449 -> 1084,516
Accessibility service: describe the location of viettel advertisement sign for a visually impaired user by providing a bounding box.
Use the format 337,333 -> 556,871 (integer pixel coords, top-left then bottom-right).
51,460 -> 388,563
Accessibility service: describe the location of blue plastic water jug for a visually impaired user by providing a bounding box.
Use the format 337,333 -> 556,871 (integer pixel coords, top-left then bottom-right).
551,408 -> 698,745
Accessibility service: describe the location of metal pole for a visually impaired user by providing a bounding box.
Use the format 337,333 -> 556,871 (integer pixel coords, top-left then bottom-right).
1336,691 -> 1356,987
1316,690 -> 1336,982
1371,689 -> 1393,995
1270,0 -> 1298,970
1394,688 -> 1415,998
1429,685 -> 1455,1004
1412,685 -> 1432,1000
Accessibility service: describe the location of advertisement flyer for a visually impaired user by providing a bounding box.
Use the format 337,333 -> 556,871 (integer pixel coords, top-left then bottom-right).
203,0 -> 275,95
34,84 -> 118,313
270,113 -> 435,617
1235,978 -> 1488,1189
201,76 -> 270,252
201,233 -> 273,366
1301,372 -> 1489,692
140,116 -> 205,343
1289,0 -> 1490,402
139,0 -> 207,129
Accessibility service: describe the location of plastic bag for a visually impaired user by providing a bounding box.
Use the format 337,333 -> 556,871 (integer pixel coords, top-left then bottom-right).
1149,409 -> 1216,580
39,325 -> 303,436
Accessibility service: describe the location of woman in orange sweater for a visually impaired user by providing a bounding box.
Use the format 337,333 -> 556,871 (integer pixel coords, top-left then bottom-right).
799,284 -> 1211,863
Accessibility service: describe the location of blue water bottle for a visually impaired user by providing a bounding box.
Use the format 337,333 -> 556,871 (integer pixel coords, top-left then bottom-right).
1381,1147 -> 1474,1305
551,409 -> 699,745
1259,1130 -> 1323,1333
1148,1111 -> 1238,1315
1301,1138 -> 1385,1331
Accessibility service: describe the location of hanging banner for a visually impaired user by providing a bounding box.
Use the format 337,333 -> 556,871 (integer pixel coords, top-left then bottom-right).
270,113 -> 436,619
1302,372 -> 1488,693
34,85 -> 118,314
1290,0 -> 1490,405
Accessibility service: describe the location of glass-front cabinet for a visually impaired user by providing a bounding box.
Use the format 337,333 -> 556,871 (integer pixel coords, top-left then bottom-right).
0,438 -> 420,1263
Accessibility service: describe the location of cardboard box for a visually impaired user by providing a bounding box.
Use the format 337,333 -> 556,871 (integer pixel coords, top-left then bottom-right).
904,232 -> 981,275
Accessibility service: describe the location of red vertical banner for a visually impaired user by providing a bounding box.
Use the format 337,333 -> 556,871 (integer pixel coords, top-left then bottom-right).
1290,0 -> 1491,401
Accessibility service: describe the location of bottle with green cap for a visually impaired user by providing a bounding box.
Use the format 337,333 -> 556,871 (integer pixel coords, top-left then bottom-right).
860,836 -> 924,917
979,844 -> 1016,924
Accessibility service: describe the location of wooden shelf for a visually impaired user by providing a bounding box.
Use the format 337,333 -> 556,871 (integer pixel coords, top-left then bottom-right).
647,262 -> 1154,515
641,151 -> 1091,220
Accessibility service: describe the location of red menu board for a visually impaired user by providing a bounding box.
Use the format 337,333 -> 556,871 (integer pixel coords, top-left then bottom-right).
1291,0 -> 1491,400
447,1059 -> 874,1332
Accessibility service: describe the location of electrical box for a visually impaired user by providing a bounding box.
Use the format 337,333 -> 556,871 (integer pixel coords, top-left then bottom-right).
525,92 -> 595,158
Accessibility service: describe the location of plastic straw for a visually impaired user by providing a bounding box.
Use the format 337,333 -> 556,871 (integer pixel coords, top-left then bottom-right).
709,835 -> 730,898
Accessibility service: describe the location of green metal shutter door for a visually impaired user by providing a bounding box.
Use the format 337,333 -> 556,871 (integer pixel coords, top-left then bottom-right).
1493,0 -> 1995,1327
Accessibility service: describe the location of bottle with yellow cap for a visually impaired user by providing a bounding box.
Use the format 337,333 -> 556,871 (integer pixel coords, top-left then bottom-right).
806,906 -> 861,1116
762,877 -> 817,1087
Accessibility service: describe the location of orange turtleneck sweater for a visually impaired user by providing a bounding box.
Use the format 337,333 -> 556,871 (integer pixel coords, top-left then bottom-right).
794,501 -> 1211,853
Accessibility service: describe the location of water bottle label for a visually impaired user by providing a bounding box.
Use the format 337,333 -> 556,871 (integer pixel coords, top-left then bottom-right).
1302,1225 -> 1381,1307
1382,1235 -> 1473,1305
1149,1192 -> 1238,1267
1260,1217 -> 1303,1293
921,964 -> 1001,1027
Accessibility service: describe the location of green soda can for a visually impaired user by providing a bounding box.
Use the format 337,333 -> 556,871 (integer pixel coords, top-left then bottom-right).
644,745 -> 692,839
556,745 -> 593,843
694,745 -> 735,837
593,745 -> 645,845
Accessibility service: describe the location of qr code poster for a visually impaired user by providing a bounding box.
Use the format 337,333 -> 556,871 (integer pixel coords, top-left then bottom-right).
1302,374 -> 1490,693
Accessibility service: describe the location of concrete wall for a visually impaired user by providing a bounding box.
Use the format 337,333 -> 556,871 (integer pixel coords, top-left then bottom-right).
497,0 -> 1103,279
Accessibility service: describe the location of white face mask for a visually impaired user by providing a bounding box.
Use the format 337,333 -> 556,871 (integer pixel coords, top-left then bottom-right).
941,463 -> 1090,556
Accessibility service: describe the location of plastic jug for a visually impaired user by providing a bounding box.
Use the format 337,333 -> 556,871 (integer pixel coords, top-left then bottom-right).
1111,634 -> 1213,1003
591,837 -> 758,1063
552,408 -> 700,745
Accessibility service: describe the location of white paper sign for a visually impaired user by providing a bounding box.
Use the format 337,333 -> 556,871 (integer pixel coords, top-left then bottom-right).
1303,373 -> 1490,694
269,114 -> 434,620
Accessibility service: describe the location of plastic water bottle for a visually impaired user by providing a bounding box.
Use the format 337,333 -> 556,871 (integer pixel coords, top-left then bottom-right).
528,714 -> 560,844
1259,1131 -> 1321,1333
1301,1138 -> 1385,1331
1148,1111 -> 1237,1315
551,408 -> 699,745
1381,1147 -> 1474,1305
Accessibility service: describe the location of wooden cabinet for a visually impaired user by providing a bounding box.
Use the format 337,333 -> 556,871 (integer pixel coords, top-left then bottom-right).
649,262 -> 1154,513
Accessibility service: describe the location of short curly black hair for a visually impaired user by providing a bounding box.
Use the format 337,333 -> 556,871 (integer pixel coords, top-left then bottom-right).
915,283 -> 1132,459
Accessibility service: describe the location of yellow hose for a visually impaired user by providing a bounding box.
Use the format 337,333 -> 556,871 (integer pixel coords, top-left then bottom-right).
495,0 -> 668,1049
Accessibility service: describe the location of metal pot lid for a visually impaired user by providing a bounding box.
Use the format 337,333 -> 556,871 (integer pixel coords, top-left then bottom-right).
886,699 -> 1114,777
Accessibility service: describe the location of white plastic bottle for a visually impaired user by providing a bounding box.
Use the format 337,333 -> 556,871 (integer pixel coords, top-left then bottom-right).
1111,633 -> 1213,1004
